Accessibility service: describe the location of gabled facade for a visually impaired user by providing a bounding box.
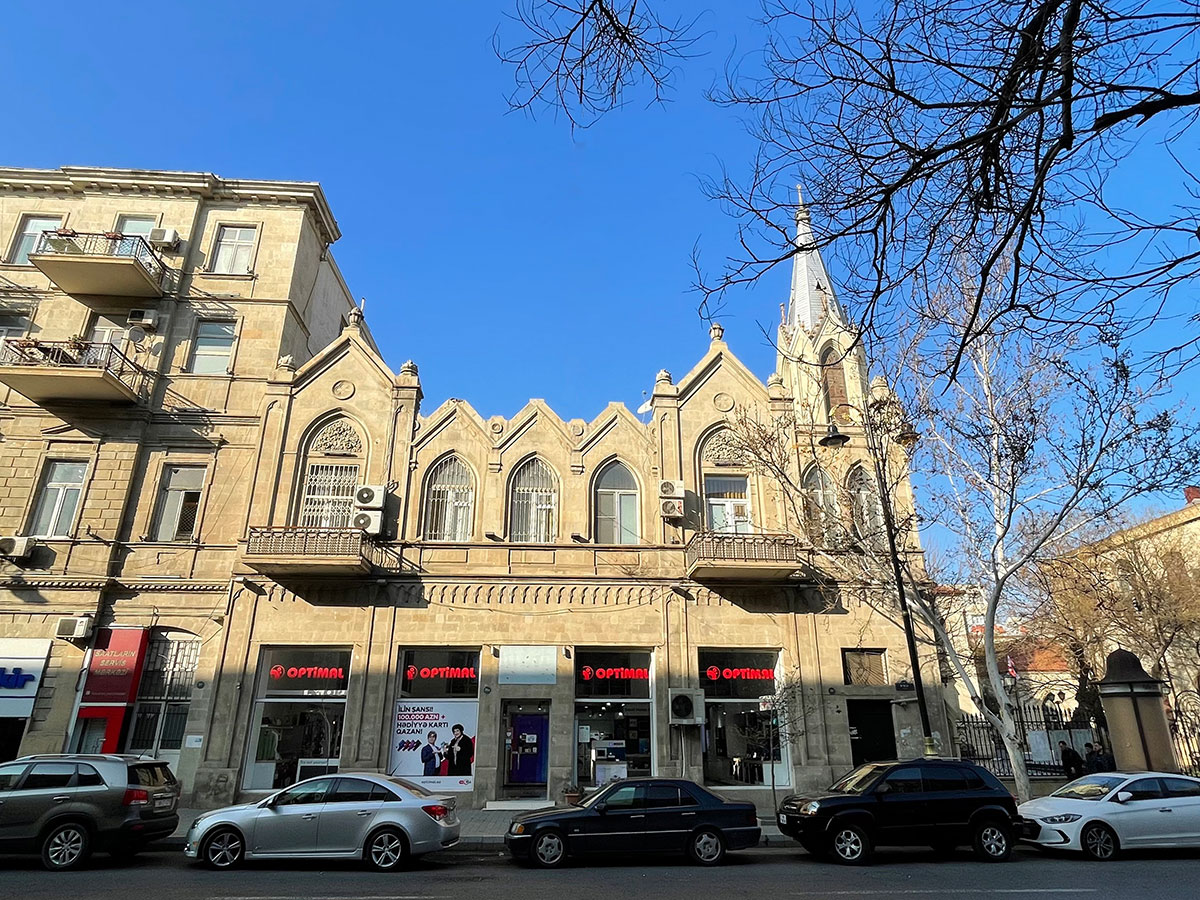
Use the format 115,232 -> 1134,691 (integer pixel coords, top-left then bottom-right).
0,170 -> 944,810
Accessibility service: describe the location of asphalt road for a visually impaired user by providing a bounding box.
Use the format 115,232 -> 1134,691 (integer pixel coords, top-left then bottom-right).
2,846 -> 1199,900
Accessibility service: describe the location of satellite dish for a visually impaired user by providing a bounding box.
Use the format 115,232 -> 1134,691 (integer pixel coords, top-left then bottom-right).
125,326 -> 147,345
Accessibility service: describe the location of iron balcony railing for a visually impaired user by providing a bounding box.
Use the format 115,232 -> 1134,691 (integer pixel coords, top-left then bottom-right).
685,531 -> 802,568
0,339 -> 153,398
32,230 -> 166,288
246,526 -> 377,562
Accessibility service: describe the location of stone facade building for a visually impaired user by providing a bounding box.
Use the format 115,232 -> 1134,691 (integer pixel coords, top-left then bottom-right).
0,166 -> 945,809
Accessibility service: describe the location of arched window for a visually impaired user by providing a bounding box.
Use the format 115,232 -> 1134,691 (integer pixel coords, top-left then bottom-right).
423,455 -> 474,541
802,465 -> 838,541
820,346 -> 849,423
510,458 -> 558,542
298,418 -> 364,528
847,464 -> 885,547
594,461 -> 638,544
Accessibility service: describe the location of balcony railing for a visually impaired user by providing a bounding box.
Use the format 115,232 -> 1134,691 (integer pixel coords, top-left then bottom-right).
244,526 -> 378,574
0,339 -> 153,399
34,230 -> 165,282
29,230 -> 167,297
685,531 -> 802,580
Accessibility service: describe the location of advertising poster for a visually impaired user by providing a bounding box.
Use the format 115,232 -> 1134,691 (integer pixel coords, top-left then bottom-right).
390,699 -> 478,792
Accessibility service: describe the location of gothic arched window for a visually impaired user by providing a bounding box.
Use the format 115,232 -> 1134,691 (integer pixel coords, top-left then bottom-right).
847,464 -> 885,547
298,418 -> 364,528
509,458 -> 558,543
594,460 -> 638,544
423,455 -> 475,541
802,465 -> 838,541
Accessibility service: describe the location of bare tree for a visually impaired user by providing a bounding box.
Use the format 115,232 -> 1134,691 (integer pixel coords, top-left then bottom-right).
731,669 -> 807,811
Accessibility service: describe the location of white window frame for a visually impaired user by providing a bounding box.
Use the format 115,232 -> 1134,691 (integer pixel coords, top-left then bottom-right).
209,223 -> 259,275
151,465 -> 207,542
594,461 -> 639,545
28,459 -> 88,538
703,474 -> 752,534
509,458 -> 558,543
187,319 -> 238,375
8,214 -> 63,265
422,456 -> 475,541
298,463 -> 361,528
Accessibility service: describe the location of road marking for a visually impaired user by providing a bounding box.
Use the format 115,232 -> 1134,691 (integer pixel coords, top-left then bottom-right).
794,892 -> 1097,896
222,896 -> 449,900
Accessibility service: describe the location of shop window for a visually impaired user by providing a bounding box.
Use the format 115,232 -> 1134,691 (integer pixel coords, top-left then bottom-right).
391,648 -> 480,792
843,648 -> 888,686
400,649 -> 480,699
699,649 -> 787,788
243,647 -> 350,791
575,650 -> 653,787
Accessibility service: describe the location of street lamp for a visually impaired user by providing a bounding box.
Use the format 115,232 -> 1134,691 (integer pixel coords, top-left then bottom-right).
819,409 -> 937,757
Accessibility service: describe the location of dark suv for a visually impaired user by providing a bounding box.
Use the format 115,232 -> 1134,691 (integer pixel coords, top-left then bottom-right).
776,759 -> 1018,865
0,754 -> 180,870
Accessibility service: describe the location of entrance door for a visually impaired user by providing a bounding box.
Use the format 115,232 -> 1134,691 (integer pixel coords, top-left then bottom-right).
505,706 -> 550,788
847,699 -> 897,765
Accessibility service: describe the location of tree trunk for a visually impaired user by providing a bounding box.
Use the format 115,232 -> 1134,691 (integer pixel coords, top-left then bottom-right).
998,711 -> 1032,803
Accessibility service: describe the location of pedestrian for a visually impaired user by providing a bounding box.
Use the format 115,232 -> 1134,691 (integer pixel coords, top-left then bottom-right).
1083,742 -> 1100,773
1059,740 -> 1085,779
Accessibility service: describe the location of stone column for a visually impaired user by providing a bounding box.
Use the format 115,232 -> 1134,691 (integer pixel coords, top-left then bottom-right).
1097,649 -> 1178,773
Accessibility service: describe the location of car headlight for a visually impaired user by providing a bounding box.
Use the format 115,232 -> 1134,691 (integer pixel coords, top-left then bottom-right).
799,801 -> 820,816
1040,814 -> 1081,824
510,822 -> 526,835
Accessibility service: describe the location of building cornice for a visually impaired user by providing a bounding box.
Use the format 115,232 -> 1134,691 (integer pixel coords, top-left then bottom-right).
0,166 -> 340,244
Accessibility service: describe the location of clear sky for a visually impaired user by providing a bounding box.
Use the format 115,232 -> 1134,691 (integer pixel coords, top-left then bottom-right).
0,2 -> 779,420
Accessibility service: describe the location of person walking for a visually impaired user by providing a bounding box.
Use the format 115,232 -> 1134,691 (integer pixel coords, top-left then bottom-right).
1083,742 -> 1101,773
1059,740 -> 1085,779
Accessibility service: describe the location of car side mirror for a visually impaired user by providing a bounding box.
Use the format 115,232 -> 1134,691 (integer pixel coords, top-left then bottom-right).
595,801 -> 608,814
263,794 -> 279,809
875,782 -> 891,795
1115,791 -> 1133,804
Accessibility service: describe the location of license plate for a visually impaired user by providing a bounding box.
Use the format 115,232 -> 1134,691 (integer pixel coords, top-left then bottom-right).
779,814 -> 787,825
154,797 -> 174,810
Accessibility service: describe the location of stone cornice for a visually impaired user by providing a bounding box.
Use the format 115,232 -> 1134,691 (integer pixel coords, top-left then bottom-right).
0,578 -> 228,592
0,166 -> 340,244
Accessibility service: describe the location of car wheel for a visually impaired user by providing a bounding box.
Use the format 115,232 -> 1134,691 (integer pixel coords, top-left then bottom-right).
365,827 -> 408,871
1081,822 -> 1119,861
689,828 -> 726,866
201,826 -> 245,870
532,829 -> 567,868
829,823 -> 871,866
972,820 -> 1013,862
41,822 -> 91,871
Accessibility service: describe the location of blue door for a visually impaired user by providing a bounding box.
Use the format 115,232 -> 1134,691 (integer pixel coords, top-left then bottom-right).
509,713 -> 549,784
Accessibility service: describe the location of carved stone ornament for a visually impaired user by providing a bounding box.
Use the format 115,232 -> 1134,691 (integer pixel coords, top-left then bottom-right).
331,379 -> 355,400
311,419 -> 363,455
713,392 -> 735,413
702,429 -> 746,465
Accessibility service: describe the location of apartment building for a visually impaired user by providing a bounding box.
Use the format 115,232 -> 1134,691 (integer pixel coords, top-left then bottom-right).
0,166 -> 945,808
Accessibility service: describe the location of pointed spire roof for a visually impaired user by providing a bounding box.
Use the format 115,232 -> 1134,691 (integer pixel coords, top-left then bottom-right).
788,186 -> 845,331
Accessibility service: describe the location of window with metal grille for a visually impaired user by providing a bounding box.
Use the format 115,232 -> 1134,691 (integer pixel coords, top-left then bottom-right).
127,636 -> 201,754
152,465 -> 205,542
847,465 -> 885,547
423,455 -> 474,541
802,465 -> 838,540
842,648 -> 888,686
299,463 -> 360,528
509,458 -> 558,542
594,461 -> 638,544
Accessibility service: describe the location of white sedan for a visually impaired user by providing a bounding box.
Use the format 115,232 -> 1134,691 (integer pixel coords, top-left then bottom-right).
1019,772 -> 1200,860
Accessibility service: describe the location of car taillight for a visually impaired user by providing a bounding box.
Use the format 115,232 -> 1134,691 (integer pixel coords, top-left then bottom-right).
422,804 -> 450,821
123,788 -> 150,806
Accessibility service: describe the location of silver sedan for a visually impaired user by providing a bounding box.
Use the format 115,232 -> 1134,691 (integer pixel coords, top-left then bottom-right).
183,772 -> 460,871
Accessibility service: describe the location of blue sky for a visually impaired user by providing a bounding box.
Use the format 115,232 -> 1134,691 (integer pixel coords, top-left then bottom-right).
0,2 -> 775,420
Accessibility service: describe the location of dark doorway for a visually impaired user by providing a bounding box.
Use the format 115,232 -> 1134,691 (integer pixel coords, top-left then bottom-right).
846,699 -> 897,765
0,717 -> 27,762
502,700 -> 550,797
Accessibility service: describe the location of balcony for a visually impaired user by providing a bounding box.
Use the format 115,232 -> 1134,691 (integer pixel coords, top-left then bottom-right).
243,527 -> 376,575
685,531 -> 802,581
28,231 -> 166,298
0,340 -> 153,403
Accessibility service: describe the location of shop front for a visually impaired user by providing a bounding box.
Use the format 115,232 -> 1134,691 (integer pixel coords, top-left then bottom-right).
573,649 -> 654,787
71,627 -> 150,755
699,649 -> 788,789
0,638 -> 51,761
243,646 -> 350,790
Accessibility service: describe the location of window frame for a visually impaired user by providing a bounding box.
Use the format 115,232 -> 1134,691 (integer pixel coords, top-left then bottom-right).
150,464 -> 208,543
802,465 -> 839,541
508,457 -> 559,543
186,318 -> 239,375
842,648 -> 889,686
422,454 -> 476,542
27,458 -> 89,538
7,213 -> 64,266
298,461 -> 361,528
207,222 -> 261,275
593,460 -> 639,545
703,473 -> 752,534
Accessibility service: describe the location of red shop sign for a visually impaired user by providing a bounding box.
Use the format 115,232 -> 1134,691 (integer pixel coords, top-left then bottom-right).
405,665 -> 477,680
580,666 -> 649,681
704,665 -> 774,681
83,628 -> 149,704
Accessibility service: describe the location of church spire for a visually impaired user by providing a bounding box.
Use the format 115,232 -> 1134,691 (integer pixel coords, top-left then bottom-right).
787,185 -> 845,332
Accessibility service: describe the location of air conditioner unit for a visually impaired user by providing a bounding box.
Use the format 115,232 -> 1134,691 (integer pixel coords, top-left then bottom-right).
55,615 -> 93,640
147,227 -> 180,250
126,310 -> 159,330
668,689 -> 705,726
352,509 -> 384,535
354,485 -> 387,509
660,498 -> 685,519
0,535 -> 36,560
658,479 -> 685,499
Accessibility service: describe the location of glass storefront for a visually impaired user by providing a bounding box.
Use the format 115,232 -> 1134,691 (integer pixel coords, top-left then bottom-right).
574,650 -> 652,786
244,647 -> 350,790
699,649 -> 788,787
390,648 -> 480,792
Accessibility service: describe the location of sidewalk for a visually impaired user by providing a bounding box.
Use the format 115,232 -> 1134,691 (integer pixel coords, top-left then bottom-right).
164,807 -> 785,851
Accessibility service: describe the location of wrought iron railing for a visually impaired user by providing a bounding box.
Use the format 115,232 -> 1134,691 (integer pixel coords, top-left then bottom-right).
955,705 -> 1101,778
32,230 -> 165,288
246,526 -> 376,562
0,339 -> 153,398
685,531 -> 802,568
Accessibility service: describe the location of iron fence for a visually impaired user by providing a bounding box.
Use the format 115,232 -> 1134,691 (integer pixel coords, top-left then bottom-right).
0,339 -> 153,398
955,703 -> 1098,778
685,531 -> 801,567
32,230 -> 166,287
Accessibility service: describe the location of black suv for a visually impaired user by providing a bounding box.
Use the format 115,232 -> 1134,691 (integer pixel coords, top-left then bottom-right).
776,759 -> 1018,865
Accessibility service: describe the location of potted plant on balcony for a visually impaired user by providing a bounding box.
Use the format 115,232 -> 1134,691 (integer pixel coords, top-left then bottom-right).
561,782 -> 582,806
66,334 -> 88,351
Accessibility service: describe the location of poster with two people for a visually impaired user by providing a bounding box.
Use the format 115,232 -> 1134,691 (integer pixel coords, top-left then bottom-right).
390,699 -> 477,791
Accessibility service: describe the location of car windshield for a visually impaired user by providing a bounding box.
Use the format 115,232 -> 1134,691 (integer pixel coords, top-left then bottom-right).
1051,775 -> 1127,800
830,763 -> 888,794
